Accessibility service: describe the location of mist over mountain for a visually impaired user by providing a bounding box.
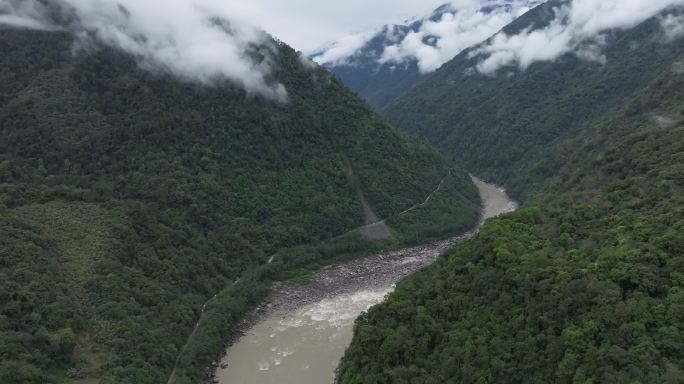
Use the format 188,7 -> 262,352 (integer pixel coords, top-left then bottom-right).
0,0 -> 291,100
312,0 -> 540,108
382,1 -> 684,194
468,0 -> 684,74
0,12 -> 480,384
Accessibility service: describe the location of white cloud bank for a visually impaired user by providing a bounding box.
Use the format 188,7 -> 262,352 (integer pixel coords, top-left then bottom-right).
313,30 -> 376,66
314,0 -> 540,73
661,12 -> 684,40
381,0 -> 538,73
471,0 -> 684,74
0,1 -> 59,30
0,0 -> 288,101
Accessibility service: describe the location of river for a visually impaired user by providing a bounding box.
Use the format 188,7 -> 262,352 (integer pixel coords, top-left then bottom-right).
213,176 -> 516,384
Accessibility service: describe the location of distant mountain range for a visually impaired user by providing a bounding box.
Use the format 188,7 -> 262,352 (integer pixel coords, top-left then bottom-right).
313,0 -> 541,108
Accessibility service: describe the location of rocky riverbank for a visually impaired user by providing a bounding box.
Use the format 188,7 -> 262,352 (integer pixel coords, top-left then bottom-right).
202,234 -> 470,382
205,176 -> 517,384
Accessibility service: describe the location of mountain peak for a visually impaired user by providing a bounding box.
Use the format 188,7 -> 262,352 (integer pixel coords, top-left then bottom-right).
312,0 -> 541,108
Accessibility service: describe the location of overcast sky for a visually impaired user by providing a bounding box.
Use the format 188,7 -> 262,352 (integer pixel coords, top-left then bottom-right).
223,0 -> 449,52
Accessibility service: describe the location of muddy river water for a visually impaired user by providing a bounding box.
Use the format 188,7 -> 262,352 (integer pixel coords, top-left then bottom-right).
214,176 -> 516,384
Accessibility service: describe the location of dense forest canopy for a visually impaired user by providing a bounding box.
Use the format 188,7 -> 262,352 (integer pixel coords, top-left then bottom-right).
339,5 -> 684,383
4,1 -> 683,383
0,26 -> 480,383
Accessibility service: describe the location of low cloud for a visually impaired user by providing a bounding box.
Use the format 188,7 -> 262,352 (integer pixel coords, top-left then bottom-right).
0,0 -> 288,101
661,12 -> 684,40
471,0 -> 684,75
0,0 -> 59,30
312,31 -> 375,66
380,0 -> 538,73
313,0 -> 539,74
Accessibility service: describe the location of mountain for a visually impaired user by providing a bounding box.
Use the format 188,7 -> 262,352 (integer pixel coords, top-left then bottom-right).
382,0 -> 684,198
0,26 -> 480,383
340,60 -> 684,382
313,0 -> 540,109
339,3 -> 684,383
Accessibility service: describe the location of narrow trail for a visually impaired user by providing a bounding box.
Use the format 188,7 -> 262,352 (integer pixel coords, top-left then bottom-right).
398,169 -> 452,216
273,169 -> 454,259
357,169 -> 452,239
167,295 -> 218,384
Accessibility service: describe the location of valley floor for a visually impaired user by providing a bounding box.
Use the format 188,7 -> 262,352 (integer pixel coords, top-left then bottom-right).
209,176 -> 516,384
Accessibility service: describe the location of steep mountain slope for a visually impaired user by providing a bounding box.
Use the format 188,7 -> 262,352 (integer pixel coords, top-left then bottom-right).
314,0 -> 539,109
0,27 -> 480,384
339,49 -> 684,384
382,0 -> 684,198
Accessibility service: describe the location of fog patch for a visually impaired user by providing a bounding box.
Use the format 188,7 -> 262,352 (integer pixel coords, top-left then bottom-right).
298,52 -> 318,70
313,0 -> 541,74
0,0 -> 61,30
312,30 -> 375,66
380,0 -> 539,73
651,113 -> 677,127
673,60 -> 684,74
0,0 -> 288,101
661,12 -> 684,40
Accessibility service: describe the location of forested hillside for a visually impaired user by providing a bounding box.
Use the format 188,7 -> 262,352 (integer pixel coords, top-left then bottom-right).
0,27 -> 480,384
383,0 -> 684,198
339,7 -> 684,384
340,51 -> 684,384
